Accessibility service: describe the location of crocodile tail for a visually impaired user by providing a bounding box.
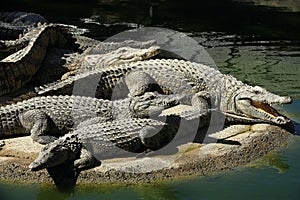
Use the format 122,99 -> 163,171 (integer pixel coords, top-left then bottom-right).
34,78 -> 70,95
35,74 -> 79,95
35,69 -> 103,95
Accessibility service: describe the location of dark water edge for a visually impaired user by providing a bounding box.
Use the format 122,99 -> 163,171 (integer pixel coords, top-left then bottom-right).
1,0 -> 300,199
2,0 -> 300,40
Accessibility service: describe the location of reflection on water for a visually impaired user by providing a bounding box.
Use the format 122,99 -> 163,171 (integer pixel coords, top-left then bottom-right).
248,152 -> 290,173
235,0 -> 300,12
2,0 -> 300,39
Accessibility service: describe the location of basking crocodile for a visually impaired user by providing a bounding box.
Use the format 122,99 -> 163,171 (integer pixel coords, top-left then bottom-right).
0,92 -> 183,144
0,11 -> 159,97
61,46 -> 160,79
0,23 -> 76,96
0,33 -> 159,101
0,11 -> 47,40
73,35 -> 156,54
0,45 -> 160,106
36,59 -> 292,125
58,35 -> 158,79
29,115 -> 186,171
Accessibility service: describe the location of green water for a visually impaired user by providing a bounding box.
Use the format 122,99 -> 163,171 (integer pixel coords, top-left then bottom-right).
1,0 -> 300,199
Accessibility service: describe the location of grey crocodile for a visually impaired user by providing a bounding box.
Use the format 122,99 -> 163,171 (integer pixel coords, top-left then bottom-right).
0,11 -> 47,40
0,23 -> 76,96
59,35 -> 158,80
29,115 -> 185,171
0,43 -> 159,106
73,35 -> 156,54
0,11 -> 160,98
0,92 -> 182,144
36,59 -> 292,125
61,46 -> 160,79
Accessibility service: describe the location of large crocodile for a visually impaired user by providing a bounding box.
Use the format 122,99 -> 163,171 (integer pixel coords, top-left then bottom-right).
0,92 -> 183,144
72,35 -> 156,54
0,23 -> 76,96
0,16 -> 158,98
29,115 -> 187,171
61,45 -> 160,79
0,45 -> 160,106
36,59 -> 292,125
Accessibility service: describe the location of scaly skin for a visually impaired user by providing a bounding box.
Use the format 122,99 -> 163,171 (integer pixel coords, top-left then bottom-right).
61,46 -> 160,79
36,59 -> 292,125
0,92 -> 182,144
0,11 -> 47,40
0,43 -> 160,106
0,38 -> 29,53
73,35 -> 156,53
0,23 -> 75,96
29,116 -> 183,171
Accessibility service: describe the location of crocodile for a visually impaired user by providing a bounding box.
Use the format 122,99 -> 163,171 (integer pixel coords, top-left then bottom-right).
0,45 -> 160,106
28,106 -> 211,190
0,11 -> 47,40
61,45 -> 160,79
0,11 -> 159,97
0,23 -> 76,96
29,115 -> 186,171
72,35 -> 156,54
58,36 -> 158,79
0,92 -> 183,144
36,59 -> 292,125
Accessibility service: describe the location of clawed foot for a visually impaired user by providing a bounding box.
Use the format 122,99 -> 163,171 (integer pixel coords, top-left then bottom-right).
74,148 -> 101,170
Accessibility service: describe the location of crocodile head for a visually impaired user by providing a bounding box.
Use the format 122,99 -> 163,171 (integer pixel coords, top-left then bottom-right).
130,92 -> 183,118
106,46 -> 160,66
107,46 -> 160,65
29,135 -> 81,171
226,86 -> 292,124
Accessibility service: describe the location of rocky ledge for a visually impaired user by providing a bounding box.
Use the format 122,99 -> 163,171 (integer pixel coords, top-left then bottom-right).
0,114 -> 295,186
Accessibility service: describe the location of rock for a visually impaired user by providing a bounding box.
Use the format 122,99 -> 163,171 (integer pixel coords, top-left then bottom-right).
0,122 -> 294,184
0,137 -> 42,160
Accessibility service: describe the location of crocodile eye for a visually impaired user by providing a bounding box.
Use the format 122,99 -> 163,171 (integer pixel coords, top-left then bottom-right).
254,90 -> 260,94
148,95 -> 155,100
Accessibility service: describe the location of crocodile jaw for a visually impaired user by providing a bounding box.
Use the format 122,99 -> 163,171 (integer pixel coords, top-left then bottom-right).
29,144 -> 70,171
225,85 -> 292,124
234,98 -> 291,124
109,46 -> 160,65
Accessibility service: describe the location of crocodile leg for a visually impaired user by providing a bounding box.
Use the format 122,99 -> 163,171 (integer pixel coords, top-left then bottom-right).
19,110 -> 57,144
139,115 -> 181,150
124,70 -> 165,97
74,147 -> 101,170
191,91 -> 211,112
125,71 -> 211,112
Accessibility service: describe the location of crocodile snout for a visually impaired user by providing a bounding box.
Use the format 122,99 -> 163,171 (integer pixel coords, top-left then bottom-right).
29,161 -> 41,171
